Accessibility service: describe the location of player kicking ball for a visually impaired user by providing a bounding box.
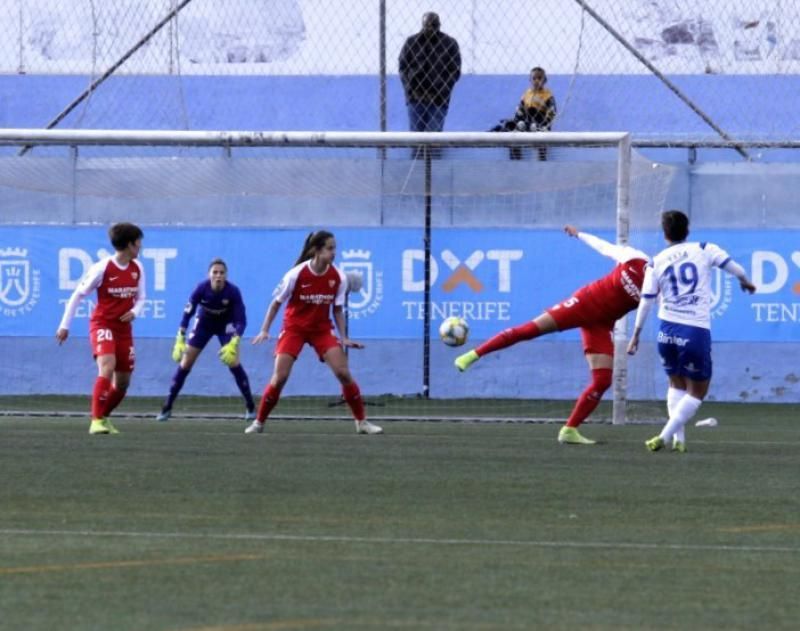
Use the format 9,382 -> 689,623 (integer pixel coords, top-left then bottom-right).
627,210 -> 756,453
455,224 -> 650,445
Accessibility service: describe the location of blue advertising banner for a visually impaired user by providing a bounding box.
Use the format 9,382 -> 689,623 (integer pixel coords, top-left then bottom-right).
0,226 -> 797,342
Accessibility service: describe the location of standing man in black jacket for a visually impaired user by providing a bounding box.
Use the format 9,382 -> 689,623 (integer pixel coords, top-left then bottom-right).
399,12 -> 462,134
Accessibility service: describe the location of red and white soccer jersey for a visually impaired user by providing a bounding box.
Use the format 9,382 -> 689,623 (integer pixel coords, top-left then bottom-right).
90,258 -> 145,327
58,256 -> 146,370
272,261 -> 347,359
546,232 -> 648,354
572,257 -> 648,322
274,261 -> 346,332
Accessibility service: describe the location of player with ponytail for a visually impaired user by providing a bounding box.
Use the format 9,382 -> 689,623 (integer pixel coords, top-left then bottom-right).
245,230 -> 382,435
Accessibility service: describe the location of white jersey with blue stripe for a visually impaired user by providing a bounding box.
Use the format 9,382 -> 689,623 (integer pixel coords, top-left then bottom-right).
640,241 -> 731,329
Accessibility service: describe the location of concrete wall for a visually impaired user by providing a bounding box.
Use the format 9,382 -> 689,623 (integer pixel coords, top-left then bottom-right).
2,75 -> 799,143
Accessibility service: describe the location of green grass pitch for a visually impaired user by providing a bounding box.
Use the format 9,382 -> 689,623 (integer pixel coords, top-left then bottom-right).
1,397 -> 798,630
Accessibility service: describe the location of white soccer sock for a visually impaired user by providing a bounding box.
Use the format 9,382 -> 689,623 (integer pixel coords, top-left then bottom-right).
660,394 -> 703,443
667,387 -> 686,443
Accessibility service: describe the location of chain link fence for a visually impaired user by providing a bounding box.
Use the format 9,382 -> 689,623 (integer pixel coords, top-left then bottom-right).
1,0 -> 798,139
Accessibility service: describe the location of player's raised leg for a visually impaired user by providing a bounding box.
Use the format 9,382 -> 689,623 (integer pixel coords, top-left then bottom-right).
455,313 -> 556,372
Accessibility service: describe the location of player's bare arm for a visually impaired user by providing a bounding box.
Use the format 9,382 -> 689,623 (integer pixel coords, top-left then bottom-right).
252,300 -> 281,344
626,328 -> 641,356
564,224 -> 579,237
627,268 -> 655,356
56,328 -> 69,344
119,310 -> 136,323
333,306 -> 364,349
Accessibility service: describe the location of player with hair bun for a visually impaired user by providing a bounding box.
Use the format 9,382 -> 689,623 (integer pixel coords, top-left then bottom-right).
455,225 -> 649,445
627,210 -> 756,453
245,230 -> 382,436
56,222 -> 145,435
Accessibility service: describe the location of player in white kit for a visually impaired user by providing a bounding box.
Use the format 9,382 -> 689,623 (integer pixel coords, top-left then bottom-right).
626,210 -> 756,452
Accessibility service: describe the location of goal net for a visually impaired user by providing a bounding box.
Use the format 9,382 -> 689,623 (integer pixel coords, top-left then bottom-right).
0,130 -> 675,424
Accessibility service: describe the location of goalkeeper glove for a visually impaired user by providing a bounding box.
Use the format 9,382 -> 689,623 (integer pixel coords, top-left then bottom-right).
219,335 -> 241,367
171,331 -> 187,363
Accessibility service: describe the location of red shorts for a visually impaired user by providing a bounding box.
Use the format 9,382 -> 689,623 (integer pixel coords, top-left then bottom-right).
275,327 -> 341,361
89,324 -> 135,372
546,292 -> 616,356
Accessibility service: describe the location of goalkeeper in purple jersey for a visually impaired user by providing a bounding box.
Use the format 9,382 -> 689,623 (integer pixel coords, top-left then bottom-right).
156,258 -> 256,421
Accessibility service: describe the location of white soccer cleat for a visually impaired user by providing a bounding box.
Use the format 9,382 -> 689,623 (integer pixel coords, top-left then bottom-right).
355,419 -> 383,435
244,420 -> 264,434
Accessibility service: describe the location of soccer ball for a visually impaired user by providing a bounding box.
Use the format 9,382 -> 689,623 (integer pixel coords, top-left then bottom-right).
439,316 -> 469,347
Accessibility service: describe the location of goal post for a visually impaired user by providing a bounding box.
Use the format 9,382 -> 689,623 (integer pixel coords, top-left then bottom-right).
0,129 -> 674,424
613,132 -> 632,425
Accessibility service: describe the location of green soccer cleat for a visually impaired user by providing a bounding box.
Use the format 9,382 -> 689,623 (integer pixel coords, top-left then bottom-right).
645,436 -> 665,452
672,438 -> 687,453
89,418 -> 111,435
104,418 -> 120,434
454,350 -> 479,372
558,426 -> 597,445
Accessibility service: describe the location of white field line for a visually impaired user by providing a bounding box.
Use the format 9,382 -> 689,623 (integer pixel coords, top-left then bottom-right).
0,528 -> 798,554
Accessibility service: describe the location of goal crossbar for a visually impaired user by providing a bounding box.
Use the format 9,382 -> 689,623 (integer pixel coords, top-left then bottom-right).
0,128 -> 630,149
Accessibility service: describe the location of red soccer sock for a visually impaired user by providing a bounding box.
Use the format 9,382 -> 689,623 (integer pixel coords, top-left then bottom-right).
342,381 -> 365,421
565,368 -> 613,428
102,386 -> 126,418
91,376 -> 112,419
256,384 -> 282,422
475,321 -> 540,357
